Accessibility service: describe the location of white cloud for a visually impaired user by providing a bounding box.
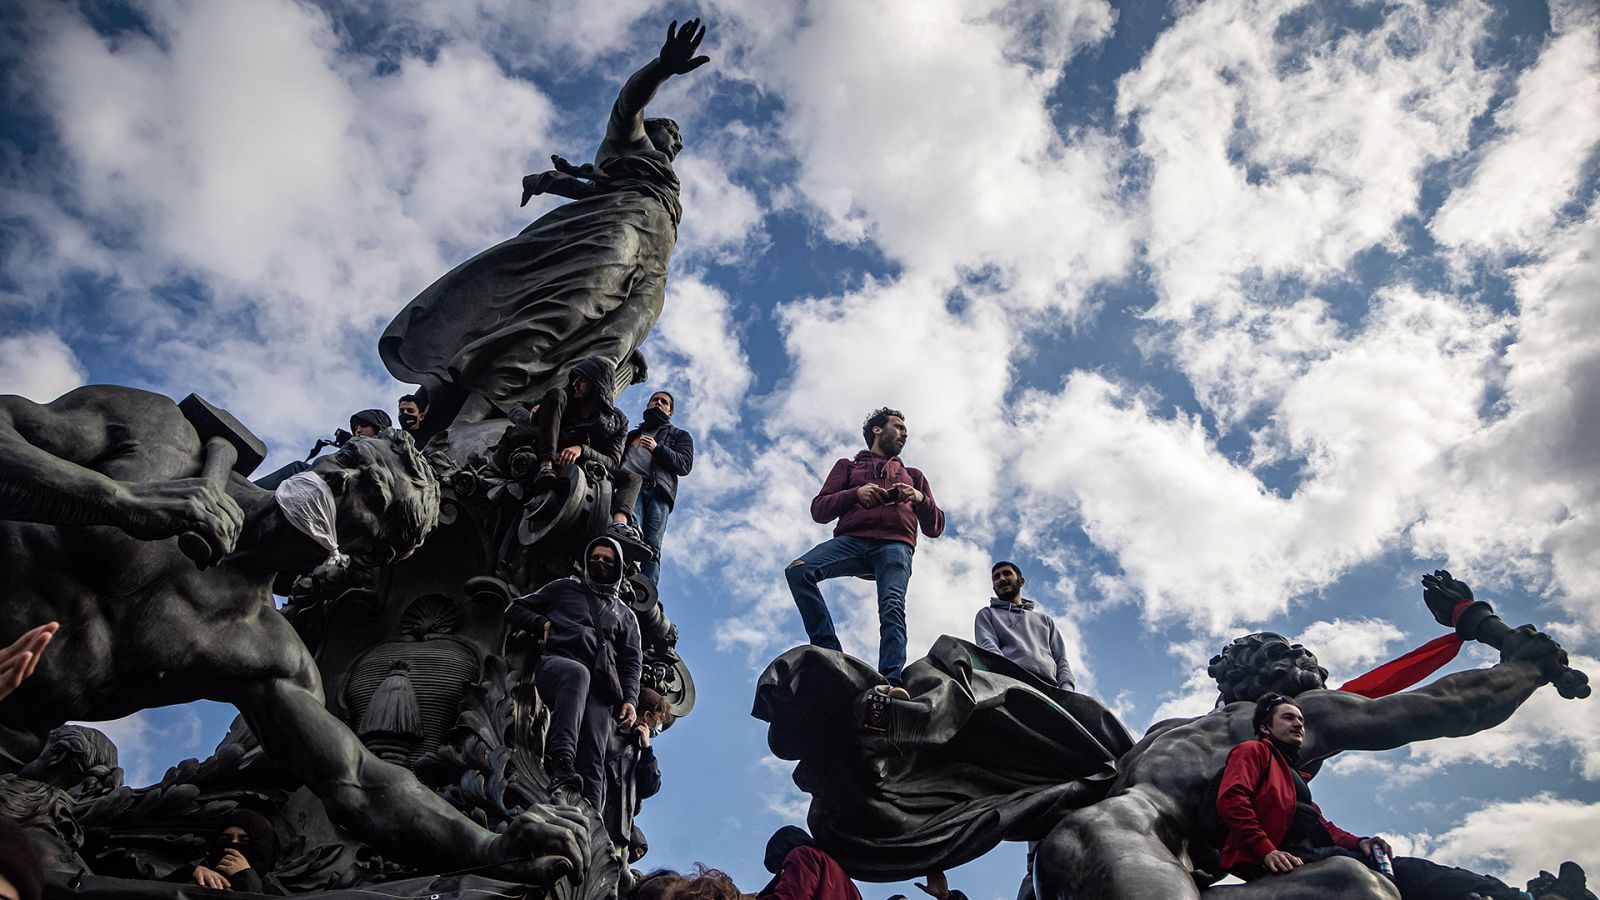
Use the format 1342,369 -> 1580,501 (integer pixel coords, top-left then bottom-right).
1297,617 -> 1406,684
0,331 -> 87,402
76,707 -> 207,788
1120,0 -> 1496,321
1430,20 -> 1600,257
757,754 -> 810,822
640,274 -> 754,435
1407,794 -> 1600,887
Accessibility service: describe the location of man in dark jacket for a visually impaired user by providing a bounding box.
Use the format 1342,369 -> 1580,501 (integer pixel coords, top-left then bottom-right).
785,408 -> 944,693
1218,693 -> 1526,898
507,536 -> 643,810
620,390 -> 693,583
504,356 -> 640,531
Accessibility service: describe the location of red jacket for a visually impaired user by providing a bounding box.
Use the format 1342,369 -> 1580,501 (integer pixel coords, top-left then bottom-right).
810,451 -> 944,547
1216,738 -> 1363,871
765,846 -> 862,900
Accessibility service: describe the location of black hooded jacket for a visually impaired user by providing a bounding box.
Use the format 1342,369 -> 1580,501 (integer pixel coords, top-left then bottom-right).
534,356 -> 629,468
507,536 -> 643,707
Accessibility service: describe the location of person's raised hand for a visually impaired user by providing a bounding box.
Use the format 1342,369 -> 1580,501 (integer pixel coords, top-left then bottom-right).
915,870 -> 950,899
617,702 -> 637,730
0,622 -> 57,702
119,478 -> 244,555
558,445 -> 582,466
659,18 -> 710,75
637,434 -> 658,451
1263,849 -> 1302,873
192,866 -> 231,890
215,847 -> 252,875
634,723 -> 651,749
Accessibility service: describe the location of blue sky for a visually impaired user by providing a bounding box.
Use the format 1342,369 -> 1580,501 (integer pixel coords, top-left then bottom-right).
3,0 -> 1599,895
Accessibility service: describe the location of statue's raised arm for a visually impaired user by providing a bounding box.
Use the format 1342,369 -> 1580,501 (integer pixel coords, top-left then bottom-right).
598,18 -> 708,165
383,18 -> 712,429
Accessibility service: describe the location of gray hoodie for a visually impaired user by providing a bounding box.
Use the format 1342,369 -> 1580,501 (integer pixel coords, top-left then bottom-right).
974,597 -> 1075,690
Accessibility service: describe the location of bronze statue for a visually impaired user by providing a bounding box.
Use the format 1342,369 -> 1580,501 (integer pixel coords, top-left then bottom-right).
0,386 -> 585,882
380,19 -> 712,431
1032,573 -> 1589,899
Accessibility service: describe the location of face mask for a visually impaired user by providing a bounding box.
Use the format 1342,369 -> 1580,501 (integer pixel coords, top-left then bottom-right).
642,406 -> 669,428
650,722 -> 663,738
398,412 -> 419,430
587,559 -> 619,583
274,471 -> 347,566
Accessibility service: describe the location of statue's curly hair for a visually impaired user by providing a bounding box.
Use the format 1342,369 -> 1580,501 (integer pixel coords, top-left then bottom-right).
328,428 -> 439,565
1207,632 -> 1328,706
48,725 -> 123,800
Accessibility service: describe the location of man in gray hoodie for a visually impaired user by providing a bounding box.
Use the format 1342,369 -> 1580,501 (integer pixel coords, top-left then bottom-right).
974,561 -> 1076,691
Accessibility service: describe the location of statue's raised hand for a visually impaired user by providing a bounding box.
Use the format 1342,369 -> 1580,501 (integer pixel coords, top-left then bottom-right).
1422,569 -> 1473,628
490,803 -> 590,882
659,18 -> 710,75
117,478 -> 244,555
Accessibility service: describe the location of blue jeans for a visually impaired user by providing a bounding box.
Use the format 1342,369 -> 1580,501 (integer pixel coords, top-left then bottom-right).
635,489 -> 672,584
785,535 -> 915,684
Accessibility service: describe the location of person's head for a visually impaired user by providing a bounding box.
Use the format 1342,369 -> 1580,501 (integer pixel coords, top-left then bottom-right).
991,561 -> 1024,603
0,818 -> 41,900
1208,633 -> 1329,705
862,406 -> 908,456
645,117 -> 683,161
310,428 -> 440,566
568,357 -> 619,409
636,686 -> 675,732
214,809 -> 277,872
350,408 -> 393,438
397,393 -> 427,433
644,390 -> 675,420
18,725 -> 121,800
763,826 -> 815,874
583,536 -> 624,590
1253,693 -> 1306,747
631,870 -> 684,900
663,864 -> 740,900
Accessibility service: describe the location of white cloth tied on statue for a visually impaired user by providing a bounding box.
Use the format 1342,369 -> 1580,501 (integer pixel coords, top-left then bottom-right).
274,471 -> 347,566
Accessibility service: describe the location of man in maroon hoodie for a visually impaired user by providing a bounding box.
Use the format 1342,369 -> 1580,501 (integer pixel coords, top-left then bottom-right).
786,407 -> 944,693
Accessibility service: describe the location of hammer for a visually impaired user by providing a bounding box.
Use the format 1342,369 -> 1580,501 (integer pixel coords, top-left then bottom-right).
177,394 -> 267,569
1424,570 -> 1591,699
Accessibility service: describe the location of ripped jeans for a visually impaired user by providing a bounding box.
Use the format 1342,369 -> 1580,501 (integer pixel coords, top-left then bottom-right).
785,535 -> 914,685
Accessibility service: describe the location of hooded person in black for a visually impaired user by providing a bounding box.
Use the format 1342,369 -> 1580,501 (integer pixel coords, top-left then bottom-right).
503,356 -> 645,533
507,535 -> 643,810
184,809 -> 287,894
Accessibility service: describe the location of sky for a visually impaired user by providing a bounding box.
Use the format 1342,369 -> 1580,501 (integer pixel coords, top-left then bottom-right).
2,0 -> 1598,896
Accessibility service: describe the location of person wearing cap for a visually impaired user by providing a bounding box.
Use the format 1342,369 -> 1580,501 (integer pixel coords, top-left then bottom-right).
348,408 -> 392,437
974,561 -> 1076,692
757,826 -> 861,899
253,408 -> 396,491
505,535 -> 642,811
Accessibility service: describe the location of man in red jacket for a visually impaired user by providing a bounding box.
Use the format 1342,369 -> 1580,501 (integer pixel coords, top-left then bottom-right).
1218,693 -> 1525,898
758,826 -> 862,900
785,407 -> 945,693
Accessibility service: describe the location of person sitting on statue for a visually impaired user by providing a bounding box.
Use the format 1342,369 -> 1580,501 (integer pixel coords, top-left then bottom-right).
182,810 -> 286,894
621,390 -> 693,584
604,686 -> 672,862
1032,571 -> 1590,900
757,826 -> 862,900
253,407 -> 396,491
786,407 -> 944,698
504,356 -> 645,538
1217,693 -> 1525,899
976,561 -> 1075,690
506,535 -> 643,811
0,385 -> 586,882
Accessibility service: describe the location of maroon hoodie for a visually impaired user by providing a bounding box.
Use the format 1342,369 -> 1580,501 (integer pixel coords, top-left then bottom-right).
810,450 -> 944,547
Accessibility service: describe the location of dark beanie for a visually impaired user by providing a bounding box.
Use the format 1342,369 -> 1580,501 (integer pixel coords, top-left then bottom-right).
763,825 -> 815,874
0,818 -> 43,900
350,408 -> 393,431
